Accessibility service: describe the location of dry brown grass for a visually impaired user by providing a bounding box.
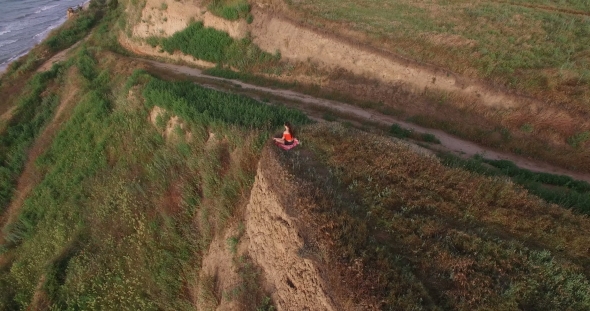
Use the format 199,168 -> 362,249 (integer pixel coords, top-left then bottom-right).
272,0 -> 590,171
274,123 -> 590,310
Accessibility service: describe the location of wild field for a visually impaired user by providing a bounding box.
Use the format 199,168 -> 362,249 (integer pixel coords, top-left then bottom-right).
276,0 -> 590,172
2,0 -> 590,309
287,0 -> 590,109
0,16 -> 307,307
277,123 -> 590,310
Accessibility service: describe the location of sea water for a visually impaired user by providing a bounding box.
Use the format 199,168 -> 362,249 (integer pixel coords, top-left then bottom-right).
0,0 -> 88,72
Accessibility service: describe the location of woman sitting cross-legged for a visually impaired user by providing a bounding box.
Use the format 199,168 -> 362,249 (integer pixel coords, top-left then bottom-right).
273,121 -> 296,146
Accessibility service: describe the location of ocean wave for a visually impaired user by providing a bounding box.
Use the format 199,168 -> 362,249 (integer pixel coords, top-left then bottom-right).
0,40 -> 18,48
35,4 -> 59,14
33,19 -> 65,42
0,30 -> 11,36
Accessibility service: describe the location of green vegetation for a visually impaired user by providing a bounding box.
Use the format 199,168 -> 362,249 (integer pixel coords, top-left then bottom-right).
439,153 -> 590,213
389,123 -> 440,144
45,12 -> 99,53
151,22 -> 280,70
160,22 -> 233,62
277,123 -> 590,310
207,0 -> 251,21
0,65 -> 62,212
0,37 -> 304,307
142,74 -> 309,128
568,131 -> 590,148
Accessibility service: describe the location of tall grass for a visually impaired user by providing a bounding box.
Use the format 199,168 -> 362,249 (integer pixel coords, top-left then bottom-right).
153,22 -> 280,71
289,0 -> 590,100
438,153 -> 590,212
0,65 -> 63,212
0,49 -> 307,309
142,73 -> 309,129
276,123 -> 590,310
45,12 -> 99,53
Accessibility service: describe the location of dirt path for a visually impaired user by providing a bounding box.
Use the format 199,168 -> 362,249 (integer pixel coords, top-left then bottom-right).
143,59 -> 590,183
0,69 -> 80,240
37,40 -> 84,73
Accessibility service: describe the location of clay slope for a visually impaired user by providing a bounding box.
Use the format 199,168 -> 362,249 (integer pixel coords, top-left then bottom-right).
244,148 -> 338,311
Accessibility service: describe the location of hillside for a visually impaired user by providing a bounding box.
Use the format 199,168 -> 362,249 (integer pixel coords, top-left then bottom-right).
0,0 -> 589,310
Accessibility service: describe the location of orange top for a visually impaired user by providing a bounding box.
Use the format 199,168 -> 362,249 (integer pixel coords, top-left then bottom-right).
283,132 -> 293,142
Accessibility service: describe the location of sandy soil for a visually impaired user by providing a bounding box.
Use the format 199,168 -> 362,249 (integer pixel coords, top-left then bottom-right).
198,226 -> 242,311
132,0 -> 203,38
245,159 -> 337,311
133,0 -> 249,39
149,106 -> 193,142
142,59 -> 590,183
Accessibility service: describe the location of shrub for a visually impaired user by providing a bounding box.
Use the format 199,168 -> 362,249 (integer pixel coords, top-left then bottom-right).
208,0 -> 251,21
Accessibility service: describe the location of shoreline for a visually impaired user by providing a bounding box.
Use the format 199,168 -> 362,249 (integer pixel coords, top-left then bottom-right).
0,0 -> 90,77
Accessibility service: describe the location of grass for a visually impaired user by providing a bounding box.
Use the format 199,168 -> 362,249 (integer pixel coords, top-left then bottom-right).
0,38 -> 308,308
276,122 -> 590,310
288,0 -> 590,109
389,123 -> 440,144
284,0 -> 590,172
207,0 -> 251,21
142,73 -> 309,129
45,12 -> 99,53
149,22 -> 281,71
438,153 -> 590,213
0,65 -> 63,213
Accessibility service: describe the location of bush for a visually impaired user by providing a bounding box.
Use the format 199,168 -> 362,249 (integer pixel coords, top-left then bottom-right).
208,0 -> 251,21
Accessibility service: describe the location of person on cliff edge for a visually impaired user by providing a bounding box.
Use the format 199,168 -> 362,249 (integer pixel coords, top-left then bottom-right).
273,121 -> 296,146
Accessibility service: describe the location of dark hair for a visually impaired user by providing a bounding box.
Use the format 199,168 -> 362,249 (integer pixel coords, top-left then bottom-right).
285,122 -> 295,138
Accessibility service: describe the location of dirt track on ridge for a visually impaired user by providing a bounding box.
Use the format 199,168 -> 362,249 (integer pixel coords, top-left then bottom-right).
143,59 -> 590,183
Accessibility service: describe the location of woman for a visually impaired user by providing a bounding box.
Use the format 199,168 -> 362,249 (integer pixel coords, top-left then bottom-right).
273,122 -> 295,145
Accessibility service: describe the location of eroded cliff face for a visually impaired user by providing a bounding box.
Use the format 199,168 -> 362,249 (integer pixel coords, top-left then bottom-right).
244,149 -> 337,311
124,0 -> 523,110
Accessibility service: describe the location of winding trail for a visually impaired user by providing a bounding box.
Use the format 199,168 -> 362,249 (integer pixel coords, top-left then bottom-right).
143,59 -> 590,183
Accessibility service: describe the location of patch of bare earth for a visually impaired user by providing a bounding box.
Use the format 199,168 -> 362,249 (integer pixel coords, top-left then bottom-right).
197,225 -> 243,311
0,67 -> 82,241
37,40 -> 84,73
148,106 -> 193,142
245,161 -> 338,310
